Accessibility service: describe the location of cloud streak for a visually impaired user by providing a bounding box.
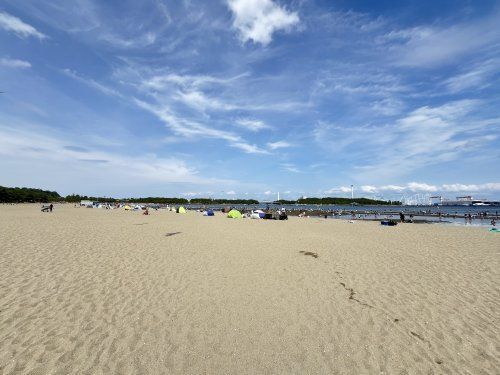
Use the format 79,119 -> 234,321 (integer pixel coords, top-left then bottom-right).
327,182 -> 500,195
315,100 -> 499,181
0,58 -> 31,68
0,11 -> 46,39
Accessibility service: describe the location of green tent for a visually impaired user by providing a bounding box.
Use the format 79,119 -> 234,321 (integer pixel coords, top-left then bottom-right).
227,209 -> 242,218
177,206 -> 186,213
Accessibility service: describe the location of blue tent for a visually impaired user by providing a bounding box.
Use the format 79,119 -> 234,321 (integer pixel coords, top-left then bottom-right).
204,209 -> 215,216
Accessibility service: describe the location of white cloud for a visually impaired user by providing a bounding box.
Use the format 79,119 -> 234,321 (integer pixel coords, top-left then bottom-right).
226,190 -> 236,195
379,185 -> 406,192
143,73 -> 247,91
281,163 -> 300,173
62,69 -> 124,98
324,186 -> 352,194
182,192 -> 202,197
62,67 -> 272,155
407,182 -> 438,192
316,100 -> 499,181
267,140 -> 293,150
381,12 -> 500,67
234,118 -> 271,132
175,90 -> 235,111
134,99 -> 268,154
100,32 -> 156,49
231,142 -> 269,154
227,0 -> 299,45
0,11 -> 46,39
0,58 -> 31,69
0,123 -> 215,186
443,59 -> 499,93
441,183 -> 500,192
264,190 -> 272,195
325,183 -> 500,196
360,185 -> 378,193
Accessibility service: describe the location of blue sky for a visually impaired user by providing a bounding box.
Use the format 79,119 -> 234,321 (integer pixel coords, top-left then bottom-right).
0,0 -> 499,200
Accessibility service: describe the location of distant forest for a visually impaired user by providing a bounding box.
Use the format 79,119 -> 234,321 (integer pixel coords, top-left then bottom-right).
0,186 -> 61,203
0,185 -> 400,205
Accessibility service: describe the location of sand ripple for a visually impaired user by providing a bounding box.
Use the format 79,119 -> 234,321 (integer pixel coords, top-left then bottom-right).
1,205 -> 499,374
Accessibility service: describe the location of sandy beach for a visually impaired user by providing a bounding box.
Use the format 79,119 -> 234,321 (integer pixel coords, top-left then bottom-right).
0,204 -> 499,374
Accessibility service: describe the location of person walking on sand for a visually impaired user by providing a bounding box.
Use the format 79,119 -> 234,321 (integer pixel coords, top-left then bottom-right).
49,203 -> 53,212
399,212 -> 405,223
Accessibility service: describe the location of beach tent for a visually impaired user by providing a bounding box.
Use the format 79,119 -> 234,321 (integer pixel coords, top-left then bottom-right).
250,210 -> 265,219
227,209 -> 242,219
255,209 -> 265,218
177,206 -> 186,214
124,205 -> 132,210
203,209 -> 215,216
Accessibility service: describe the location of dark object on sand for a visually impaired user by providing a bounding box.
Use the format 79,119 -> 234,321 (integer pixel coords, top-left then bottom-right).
41,206 -> 50,212
381,220 -> 398,226
278,213 -> 288,220
262,211 -> 288,220
299,251 -> 318,258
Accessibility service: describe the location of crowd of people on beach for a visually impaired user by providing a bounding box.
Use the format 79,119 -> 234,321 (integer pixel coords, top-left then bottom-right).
38,201 -> 499,228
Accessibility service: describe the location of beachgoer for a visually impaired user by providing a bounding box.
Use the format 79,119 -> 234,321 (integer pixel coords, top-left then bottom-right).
491,218 -> 496,227
49,203 -> 53,212
399,212 -> 405,223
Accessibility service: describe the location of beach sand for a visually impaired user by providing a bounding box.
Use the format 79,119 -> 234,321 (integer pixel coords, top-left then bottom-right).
0,204 -> 499,374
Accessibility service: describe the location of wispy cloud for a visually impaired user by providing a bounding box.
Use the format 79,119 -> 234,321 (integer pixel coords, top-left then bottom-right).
62,69 -> 124,98
443,59 -> 499,93
315,100 -> 499,181
380,12 -> 500,67
234,118 -> 271,132
1,2 -> 498,197
134,99 -> 268,154
99,31 -> 157,49
0,124 -> 199,182
281,163 -> 300,173
0,11 -> 46,39
227,0 -> 299,45
326,182 -> 500,195
0,58 -> 31,69
267,140 -> 292,150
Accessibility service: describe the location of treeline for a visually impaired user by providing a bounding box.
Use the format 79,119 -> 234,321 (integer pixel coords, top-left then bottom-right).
0,186 -> 400,205
276,197 -> 401,205
0,186 -> 61,203
65,194 -> 118,203
65,194 -> 189,204
127,197 -> 188,204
